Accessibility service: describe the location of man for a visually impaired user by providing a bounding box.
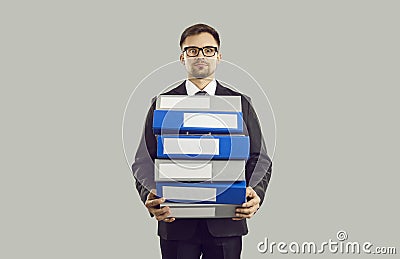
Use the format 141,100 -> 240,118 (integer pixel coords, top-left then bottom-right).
132,23 -> 272,259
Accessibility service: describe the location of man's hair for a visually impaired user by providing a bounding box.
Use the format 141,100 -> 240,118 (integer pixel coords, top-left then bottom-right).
179,23 -> 220,49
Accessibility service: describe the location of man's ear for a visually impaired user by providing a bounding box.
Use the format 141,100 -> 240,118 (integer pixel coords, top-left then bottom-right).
216,52 -> 222,64
180,53 -> 185,65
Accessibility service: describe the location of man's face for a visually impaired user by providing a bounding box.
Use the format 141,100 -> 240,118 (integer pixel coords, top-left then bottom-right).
180,32 -> 221,79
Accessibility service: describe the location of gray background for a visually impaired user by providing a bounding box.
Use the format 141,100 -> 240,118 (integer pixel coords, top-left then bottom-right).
1,0 -> 399,258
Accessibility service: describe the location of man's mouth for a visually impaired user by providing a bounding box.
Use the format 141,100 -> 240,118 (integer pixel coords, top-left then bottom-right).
194,62 -> 208,67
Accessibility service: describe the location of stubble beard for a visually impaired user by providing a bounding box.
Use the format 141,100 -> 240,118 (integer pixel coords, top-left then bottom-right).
188,61 -> 215,79
190,67 -> 210,79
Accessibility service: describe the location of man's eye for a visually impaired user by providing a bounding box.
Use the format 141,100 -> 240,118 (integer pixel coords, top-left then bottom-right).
188,48 -> 197,54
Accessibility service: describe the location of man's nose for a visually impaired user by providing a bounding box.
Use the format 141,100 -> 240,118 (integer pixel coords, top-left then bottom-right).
197,49 -> 206,57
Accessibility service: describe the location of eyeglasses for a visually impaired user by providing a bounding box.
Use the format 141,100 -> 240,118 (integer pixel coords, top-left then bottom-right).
183,46 -> 218,57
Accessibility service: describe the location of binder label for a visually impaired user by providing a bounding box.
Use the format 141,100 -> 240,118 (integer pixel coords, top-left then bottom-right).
183,113 -> 238,128
159,163 -> 212,179
170,207 -> 216,217
162,186 -> 217,202
163,138 -> 219,155
159,96 -> 210,109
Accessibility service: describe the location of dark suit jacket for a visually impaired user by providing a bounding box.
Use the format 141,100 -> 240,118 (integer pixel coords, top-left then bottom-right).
132,80 -> 272,240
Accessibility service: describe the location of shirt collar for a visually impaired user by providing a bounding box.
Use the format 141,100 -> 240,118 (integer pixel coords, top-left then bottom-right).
185,79 -> 217,96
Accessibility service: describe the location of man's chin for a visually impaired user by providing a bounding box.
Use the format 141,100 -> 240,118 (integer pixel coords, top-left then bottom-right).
191,75 -> 212,79
189,72 -> 209,79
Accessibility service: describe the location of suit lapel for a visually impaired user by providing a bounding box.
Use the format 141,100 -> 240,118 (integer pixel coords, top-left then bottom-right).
168,81 -> 187,95
215,81 -> 231,95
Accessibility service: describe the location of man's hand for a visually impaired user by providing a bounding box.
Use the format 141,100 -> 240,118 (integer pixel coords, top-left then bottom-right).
232,187 -> 260,220
145,189 -> 175,223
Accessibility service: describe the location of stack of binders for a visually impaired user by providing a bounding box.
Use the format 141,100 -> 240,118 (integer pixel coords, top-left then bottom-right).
153,95 -> 249,218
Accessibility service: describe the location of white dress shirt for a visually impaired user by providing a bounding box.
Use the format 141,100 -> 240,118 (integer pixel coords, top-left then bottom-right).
185,79 -> 217,96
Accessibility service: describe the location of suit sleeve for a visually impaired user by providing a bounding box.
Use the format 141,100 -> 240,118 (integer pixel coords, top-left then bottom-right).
131,97 -> 157,209
243,96 -> 272,207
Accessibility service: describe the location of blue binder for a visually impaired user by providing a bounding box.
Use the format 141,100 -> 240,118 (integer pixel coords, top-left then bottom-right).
153,110 -> 244,134
157,135 -> 249,160
156,181 -> 246,204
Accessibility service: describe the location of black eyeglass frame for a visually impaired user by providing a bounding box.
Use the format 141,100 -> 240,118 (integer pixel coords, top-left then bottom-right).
182,46 -> 219,57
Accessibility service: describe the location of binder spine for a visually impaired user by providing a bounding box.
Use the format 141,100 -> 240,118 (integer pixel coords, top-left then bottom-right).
153,110 -> 243,134
156,95 -> 242,112
161,203 -> 240,218
156,135 -> 250,160
156,181 -> 246,205
155,159 -> 245,182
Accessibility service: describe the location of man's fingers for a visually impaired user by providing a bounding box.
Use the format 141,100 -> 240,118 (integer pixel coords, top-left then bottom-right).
246,186 -> 258,198
163,217 -> 176,223
241,187 -> 260,208
158,206 -> 175,222
236,204 -> 258,215
232,210 -> 256,220
232,217 -> 245,221
147,189 -> 157,199
235,200 -> 259,218
152,206 -> 170,217
232,186 -> 260,220
236,207 -> 253,215
155,209 -> 172,221
246,186 -> 254,197
145,197 -> 165,208
144,190 -> 173,220
234,212 -> 255,219
241,196 -> 260,208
